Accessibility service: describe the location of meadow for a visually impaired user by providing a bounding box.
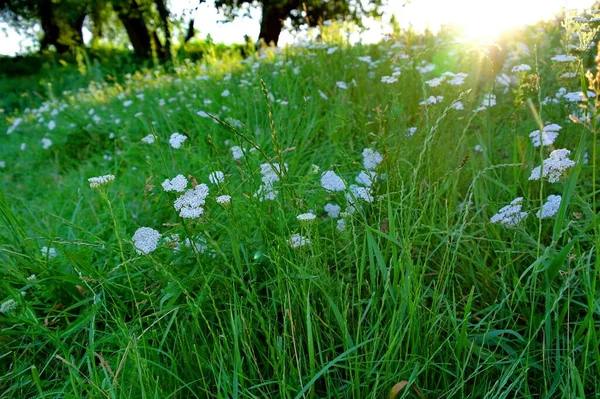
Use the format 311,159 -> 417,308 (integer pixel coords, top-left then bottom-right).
0,15 -> 599,399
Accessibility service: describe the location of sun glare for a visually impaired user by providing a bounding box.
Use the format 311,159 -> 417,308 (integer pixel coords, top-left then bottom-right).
390,0 -> 596,41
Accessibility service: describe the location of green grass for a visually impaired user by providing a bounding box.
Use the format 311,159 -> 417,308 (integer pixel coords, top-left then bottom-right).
0,21 -> 599,398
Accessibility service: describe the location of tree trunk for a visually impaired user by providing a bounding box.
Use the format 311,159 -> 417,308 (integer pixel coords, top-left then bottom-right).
38,1 -> 69,53
258,4 -> 285,47
111,0 -> 161,59
154,0 -> 172,61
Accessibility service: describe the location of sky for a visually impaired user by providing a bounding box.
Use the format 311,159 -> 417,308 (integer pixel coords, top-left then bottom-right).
0,0 -> 597,56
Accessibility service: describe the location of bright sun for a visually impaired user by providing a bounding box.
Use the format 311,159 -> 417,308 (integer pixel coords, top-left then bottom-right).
390,0 -> 596,41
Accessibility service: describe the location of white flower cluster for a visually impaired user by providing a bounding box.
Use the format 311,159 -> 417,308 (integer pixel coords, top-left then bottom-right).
41,246 -> 57,259
362,148 -> 383,170
381,76 -> 398,84
419,95 -> 444,106
529,149 -> 576,183
88,174 -> 115,189
216,194 -> 231,205
41,138 -> 53,150
529,124 -> 561,147
537,195 -> 561,218
511,64 -> 532,73
174,183 -> 210,218
0,299 -> 17,314
255,163 -> 286,201
141,134 -> 155,144
169,133 -> 187,149
474,94 -> 497,113
162,174 -> 188,192
231,146 -> 244,160
288,233 -> 311,248
297,212 -> 316,222
551,54 -> 577,63
563,91 -> 596,103
132,227 -> 161,255
321,170 -> 346,192
491,197 -> 528,227
324,203 -> 341,218
208,171 -> 225,184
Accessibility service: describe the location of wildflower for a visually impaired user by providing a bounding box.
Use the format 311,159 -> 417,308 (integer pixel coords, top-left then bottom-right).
451,101 -> 465,110
254,184 -> 278,201
318,90 -> 328,100
529,124 -> 561,147
27,274 -> 36,281
321,170 -> 346,192
336,81 -> 348,90
231,146 -> 244,160
162,174 -> 188,192
537,195 -> 561,218
41,246 -> 57,259
425,77 -> 444,87
407,127 -> 417,137
20,143 -> 26,151
474,144 -> 483,153
48,120 -> 56,130
216,194 -> 231,205
529,149 -> 576,183
324,203 -> 341,218
88,174 -> 115,189
0,161 -> 5,168
327,46 -> 338,55
174,184 -> 210,218
7,117 -> 23,134
356,170 -> 376,187
297,212 -> 316,223
41,138 -> 53,150
209,171 -> 225,185
288,233 -> 311,248
0,299 -> 17,314
221,89 -> 231,97
443,72 -> 468,85
142,134 -> 154,144
132,227 -> 161,255
336,218 -> 346,232
362,148 -> 383,170
560,72 -> 577,79
511,64 -> 532,73
123,100 -> 133,107
563,91 -> 596,103
490,197 -> 528,227
419,96 -> 444,106
347,184 -> 374,204
551,54 -> 577,62
381,76 -> 398,84
197,110 -> 210,118
169,133 -> 187,149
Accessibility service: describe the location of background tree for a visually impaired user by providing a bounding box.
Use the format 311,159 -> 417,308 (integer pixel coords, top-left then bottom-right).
213,0 -> 385,46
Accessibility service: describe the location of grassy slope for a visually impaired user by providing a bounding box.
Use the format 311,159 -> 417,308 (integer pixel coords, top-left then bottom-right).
0,23 -> 599,398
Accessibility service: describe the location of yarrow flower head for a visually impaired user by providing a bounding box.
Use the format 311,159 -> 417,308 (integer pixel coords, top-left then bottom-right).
141,134 -> 155,144
529,149 -> 576,183
551,54 -> 577,63
321,170 -> 346,192
536,194 -> 562,218
362,148 -> 383,170
41,246 -> 57,259
381,76 -> 398,84
88,174 -> 115,189
132,227 -> 161,255
511,64 -> 532,73
324,203 -> 341,218
174,184 -> 210,218
216,194 -> 231,206
297,212 -> 317,224
490,197 -> 528,227
41,138 -> 53,150
288,233 -> 311,248
162,174 -> 188,192
208,171 -> 225,185
169,133 -> 187,149
0,299 -> 17,314
231,146 -> 244,160
529,124 -> 561,147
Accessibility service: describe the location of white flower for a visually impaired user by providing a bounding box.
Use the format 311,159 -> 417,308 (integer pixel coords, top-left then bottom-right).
288,233 -> 311,248
41,246 -> 57,259
346,184 -> 374,204
529,149 -> 576,183
0,161 -> 5,168
381,76 -> 398,84
48,120 -> 56,130
169,133 -> 187,149
297,212 -> 316,222
551,54 -> 577,63
425,77 -> 444,87
162,174 -> 188,192
174,184 -> 210,219
209,171 -> 225,184
336,218 -> 346,232
216,194 -> 231,205
123,100 -> 133,107
419,96 -> 444,106
7,117 -> 23,134
356,170 -> 376,187
41,138 -> 53,150
132,227 -> 161,255
318,90 -> 328,100
321,170 -> 346,192
327,46 -> 338,55
324,203 -> 341,218
560,72 -> 577,79
197,110 -> 210,118
563,91 -> 596,103
474,144 -> 483,153
260,163 -> 286,185
511,64 -> 532,73
0,299 -> 17,314
27,274 -> 36,281
407,127 -> 417,137
254,183 -> 278,201
536,195 -> 561,218
336,81 -> 348,90
362,148 -> 383,170
451,101 -> 465,110
20,143 -> 26,151
221,89 -> 231,97
231,146 -> 244,160
88,174 -> 115,189
529,124 -> 561,147
443,72 -> 468,85
490,197 -> 528,227
141,134 -> 155,144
